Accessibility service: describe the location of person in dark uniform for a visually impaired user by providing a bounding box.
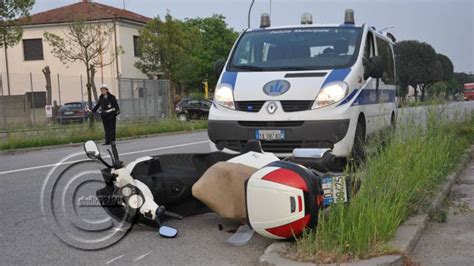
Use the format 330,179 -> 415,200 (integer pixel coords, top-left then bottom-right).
88,84 -> 120,145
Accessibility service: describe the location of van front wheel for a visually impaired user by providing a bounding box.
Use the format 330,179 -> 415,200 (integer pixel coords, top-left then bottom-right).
351,119 -> 366,162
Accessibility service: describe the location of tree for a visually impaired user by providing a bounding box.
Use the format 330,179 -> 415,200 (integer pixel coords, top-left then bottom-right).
453,72 -> 472,86
437,54 -> 454,82
0,0 -> 35,95
136,13 -> 238,111
436,53 -> 454,98
135,13 -> 202,111
44,19 -> 122,129
0,0 -> 34,47
395,41 -> 440,101
185,15 -> 239,90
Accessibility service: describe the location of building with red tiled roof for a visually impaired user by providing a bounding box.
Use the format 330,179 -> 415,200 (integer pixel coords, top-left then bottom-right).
25,0 -> 151,26
1,0 -> 153,104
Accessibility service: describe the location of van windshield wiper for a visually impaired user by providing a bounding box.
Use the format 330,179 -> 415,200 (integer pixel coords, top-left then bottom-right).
231,65 -> 265,71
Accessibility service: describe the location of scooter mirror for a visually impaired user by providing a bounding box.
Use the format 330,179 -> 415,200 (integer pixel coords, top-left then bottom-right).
159,226 -> 178,238
84,140 -> 101,159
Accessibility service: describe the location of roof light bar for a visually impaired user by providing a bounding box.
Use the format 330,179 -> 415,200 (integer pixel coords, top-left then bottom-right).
344,9 -> 355,24
301,13 -> 313,25
260,13 -> 271,28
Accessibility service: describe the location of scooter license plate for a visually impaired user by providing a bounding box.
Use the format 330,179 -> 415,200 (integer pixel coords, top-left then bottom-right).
255,129 -> 285,141
322,175 -> 348,207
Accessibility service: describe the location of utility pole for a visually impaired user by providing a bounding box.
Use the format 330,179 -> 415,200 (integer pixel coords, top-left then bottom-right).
0,3 -> 11,96
269,0 -> 272,18
248,0 -> 255,29
2,43 -> 10,95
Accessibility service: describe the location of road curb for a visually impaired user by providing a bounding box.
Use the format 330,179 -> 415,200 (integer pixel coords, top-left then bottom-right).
258,146 -> 474,266
0,129 -> 208,155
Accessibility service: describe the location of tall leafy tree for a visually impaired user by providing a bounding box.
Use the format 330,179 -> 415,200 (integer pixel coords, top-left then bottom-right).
454,72 -> 472,86
135,13 -> 201,108
0,0 -> 34,47
186,15 -> 239,90
136,13 -> 238,109
0,0 -> 35,95
44,19 -> 123,129
395,40 -> 440,101
437,53 -> 454,82
436,53 -> 454,98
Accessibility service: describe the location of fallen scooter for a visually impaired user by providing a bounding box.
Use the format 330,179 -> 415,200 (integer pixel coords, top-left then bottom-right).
84,140 -> 348,240
84,141 -> 185,238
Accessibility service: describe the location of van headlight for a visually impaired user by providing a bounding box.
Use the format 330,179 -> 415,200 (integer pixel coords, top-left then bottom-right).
214,83 -> 235,110
312,81 -> 349,109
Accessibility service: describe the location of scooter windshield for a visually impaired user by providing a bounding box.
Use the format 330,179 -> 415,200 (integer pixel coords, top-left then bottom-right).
227,26 -> 362,72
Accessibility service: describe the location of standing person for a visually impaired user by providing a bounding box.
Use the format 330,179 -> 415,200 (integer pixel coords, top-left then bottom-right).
87,84 -> 120,145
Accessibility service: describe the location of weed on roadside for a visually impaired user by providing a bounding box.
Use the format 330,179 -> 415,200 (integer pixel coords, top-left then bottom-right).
0,119 -> 207,150
293,111 -> 472,263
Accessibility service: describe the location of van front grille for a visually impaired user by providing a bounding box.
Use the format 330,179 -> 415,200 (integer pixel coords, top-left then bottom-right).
235,101 -> 313,113
235,101 -> 265,112
280,101 -> 313,112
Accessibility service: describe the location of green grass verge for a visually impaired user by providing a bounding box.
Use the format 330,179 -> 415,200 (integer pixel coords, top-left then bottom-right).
0,119 -> 207,151
293,112 -> 474,263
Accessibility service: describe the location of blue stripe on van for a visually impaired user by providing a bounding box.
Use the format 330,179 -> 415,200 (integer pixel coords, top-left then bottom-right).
351,89 -> 396,106
221,72 -> 238,89
321,68 -> 351,88
337,89 -> 359,106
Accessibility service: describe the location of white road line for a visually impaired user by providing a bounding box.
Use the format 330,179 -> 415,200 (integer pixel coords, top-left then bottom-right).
0,140 -> 209,176
132,251 -> 152,262
105,254 -> 124,265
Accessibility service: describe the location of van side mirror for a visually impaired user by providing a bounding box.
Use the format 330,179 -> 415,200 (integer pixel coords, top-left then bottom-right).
366,56 -> 384,79
214,59 -> 225,78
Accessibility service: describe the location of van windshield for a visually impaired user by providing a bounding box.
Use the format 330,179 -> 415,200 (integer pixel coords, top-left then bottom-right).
228,27 -> 362,72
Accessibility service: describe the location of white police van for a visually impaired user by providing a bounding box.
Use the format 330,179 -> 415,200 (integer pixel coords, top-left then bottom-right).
208,10 -> 397,159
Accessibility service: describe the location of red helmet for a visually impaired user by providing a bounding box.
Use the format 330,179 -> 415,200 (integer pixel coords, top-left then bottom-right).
245,161 -> 323,239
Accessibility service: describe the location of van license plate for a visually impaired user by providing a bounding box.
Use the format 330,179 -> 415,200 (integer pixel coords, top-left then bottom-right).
322,175 -> 348,207
255,129 -> 285,141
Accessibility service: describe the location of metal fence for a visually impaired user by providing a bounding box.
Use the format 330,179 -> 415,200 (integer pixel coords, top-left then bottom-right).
117,78 -> 170,121
0,72 -> 170,129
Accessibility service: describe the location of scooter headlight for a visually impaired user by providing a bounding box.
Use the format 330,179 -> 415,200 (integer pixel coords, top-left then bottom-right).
312,81 -> 349,109
214,83 -> 235,110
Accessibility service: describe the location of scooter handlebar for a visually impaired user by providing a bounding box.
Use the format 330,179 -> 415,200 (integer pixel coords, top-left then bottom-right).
111,141 -> 119,162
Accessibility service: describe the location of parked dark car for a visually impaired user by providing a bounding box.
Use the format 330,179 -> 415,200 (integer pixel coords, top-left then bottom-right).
57,102 -> 98,124
175,99 -> 212,122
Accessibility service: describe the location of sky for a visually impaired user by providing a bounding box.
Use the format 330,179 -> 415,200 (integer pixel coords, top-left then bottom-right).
33,0 -> 474,73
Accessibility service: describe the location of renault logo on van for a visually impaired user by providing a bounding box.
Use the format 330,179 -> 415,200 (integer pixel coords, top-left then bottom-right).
267,102 -> 277,114
263,80 -> 291,96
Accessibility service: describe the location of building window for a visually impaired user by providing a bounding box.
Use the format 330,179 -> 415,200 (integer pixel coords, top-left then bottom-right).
23,38 -> 44,61
133,35 -> 141,57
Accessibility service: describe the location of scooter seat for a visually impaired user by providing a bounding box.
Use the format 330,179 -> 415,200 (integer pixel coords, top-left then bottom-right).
192,162 -> 258,220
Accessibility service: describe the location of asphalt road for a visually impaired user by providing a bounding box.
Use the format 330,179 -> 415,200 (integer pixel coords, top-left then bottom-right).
0,131 -> 271,265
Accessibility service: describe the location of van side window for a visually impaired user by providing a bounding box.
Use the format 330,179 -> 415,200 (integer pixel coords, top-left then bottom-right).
376,37 -> 396,85
363,32 -> 374,80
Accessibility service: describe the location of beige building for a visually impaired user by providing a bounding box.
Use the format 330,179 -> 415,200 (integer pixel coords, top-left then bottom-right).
0,0 -> 151,104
